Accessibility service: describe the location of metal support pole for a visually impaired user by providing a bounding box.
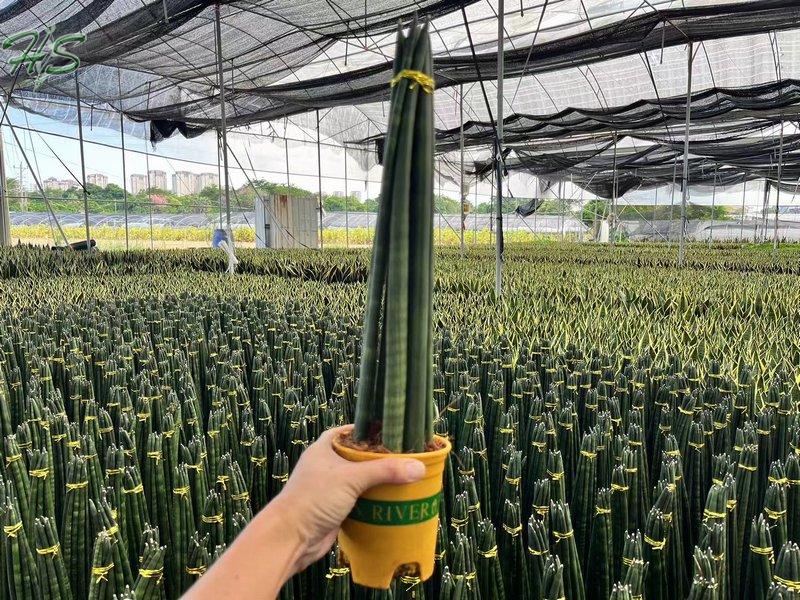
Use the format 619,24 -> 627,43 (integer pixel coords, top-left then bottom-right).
678,41 -> 694,267
214,4 -> 233,255
344,144 -> 349,249
759,180 -> 769,243
3,120 -> 68,245
773,122 -> 785,252
708,169 -> 716,247
0,126 -> 9,246
494,0 -> 505,296
216,130 -> 223,227
118,74 -> 130,251
653,185 -> 658,240
316,110 -> 324,250
740,180 -> 747,241
474,184 -> 478,245
611,132 -> 618,245
75,72 -> 90,248
459,85 -> 466,254
559,180 -> 565,241
489,168 -> 494,242
145,148 -> 153,250
669,158 -> 677,243
437,163 -> 442,245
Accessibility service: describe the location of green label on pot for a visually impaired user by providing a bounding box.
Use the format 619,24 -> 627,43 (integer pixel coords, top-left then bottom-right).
348,493 -> 441,526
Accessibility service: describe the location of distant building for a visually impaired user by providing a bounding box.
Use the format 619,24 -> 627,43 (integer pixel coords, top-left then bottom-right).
172,171 -> 197,196
130,174 -> 148,194
351,190 -> 362,200
332,191 -> 344,197
198,172 -> 219,191
43,177 -> 77,191
86,173 -> 108,187
149,170 -> 167,191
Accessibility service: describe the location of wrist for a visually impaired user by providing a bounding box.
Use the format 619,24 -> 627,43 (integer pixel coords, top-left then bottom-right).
261,494 -> 307,576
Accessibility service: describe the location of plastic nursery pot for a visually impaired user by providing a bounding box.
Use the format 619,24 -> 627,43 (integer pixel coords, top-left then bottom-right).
332,432 -> 452,589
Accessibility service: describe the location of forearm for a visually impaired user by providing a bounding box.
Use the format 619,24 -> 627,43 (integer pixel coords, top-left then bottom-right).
182,497 -> 303,600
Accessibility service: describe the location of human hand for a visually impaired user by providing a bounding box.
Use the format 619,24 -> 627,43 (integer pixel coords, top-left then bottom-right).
270,425 -> 426,574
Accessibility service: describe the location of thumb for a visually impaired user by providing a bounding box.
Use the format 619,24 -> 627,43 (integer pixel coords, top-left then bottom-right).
346,458 -> 426,496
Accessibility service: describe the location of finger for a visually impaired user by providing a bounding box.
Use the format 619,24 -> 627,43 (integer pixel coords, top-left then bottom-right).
319,424 -> 353,443
346,458 -> 426,495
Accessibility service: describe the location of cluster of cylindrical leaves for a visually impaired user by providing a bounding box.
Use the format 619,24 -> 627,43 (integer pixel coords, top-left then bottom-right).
0,295 -> 798,599
428,332 -> 800,600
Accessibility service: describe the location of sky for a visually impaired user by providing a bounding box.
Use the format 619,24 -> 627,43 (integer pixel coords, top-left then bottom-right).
1,106 -> 514,207
2,106 -> 796,217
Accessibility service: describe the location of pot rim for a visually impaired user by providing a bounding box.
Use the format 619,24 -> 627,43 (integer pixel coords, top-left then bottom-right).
332,429 -> 451,461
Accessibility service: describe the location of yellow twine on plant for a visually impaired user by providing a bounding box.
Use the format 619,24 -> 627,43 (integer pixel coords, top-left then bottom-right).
29,468 -> 49,478
400,575 -> 422,590
123,484 -> 144,495
765,507 -> 786,520
553,529 -> 574,540
326,567 -> 350,579
202,513 -> 223,524
611,483 -> 629,492
146,451 -> 162,463
139,567 -> 164,583
644,535 -> 666,550
186,565 -> 207,577
5,454 -> 21,467
173,486 -> 190,497
66,481 -> 88,491
451,516 -> 468,527
773,575 -> 800,591
595,506 -> 612,515
750,545 -> 774,558
738,463 -> 757,472
232,491 -> 250,502
580,450 -> 597,459
704,509 -> 726,520
3,522 -> 22,537
479,545 -> 498,558
36,543 -> 60,556
503,524 -> 523,536
92,563 -> 115,582
105,467 -> 123,476
389,70 -> 434,93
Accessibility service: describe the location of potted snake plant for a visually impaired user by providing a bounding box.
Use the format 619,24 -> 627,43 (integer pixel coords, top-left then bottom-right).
331,18 -> 451,589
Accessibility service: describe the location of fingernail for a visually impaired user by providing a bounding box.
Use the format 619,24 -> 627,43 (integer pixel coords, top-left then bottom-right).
404,460 -> 425,481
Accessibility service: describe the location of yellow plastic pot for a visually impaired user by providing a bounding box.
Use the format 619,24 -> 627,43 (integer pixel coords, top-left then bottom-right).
332,432 -> 452,589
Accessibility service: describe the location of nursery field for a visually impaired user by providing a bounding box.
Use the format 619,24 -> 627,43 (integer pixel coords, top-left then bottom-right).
9,224 -> 541,249
0,243 -> 799,599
